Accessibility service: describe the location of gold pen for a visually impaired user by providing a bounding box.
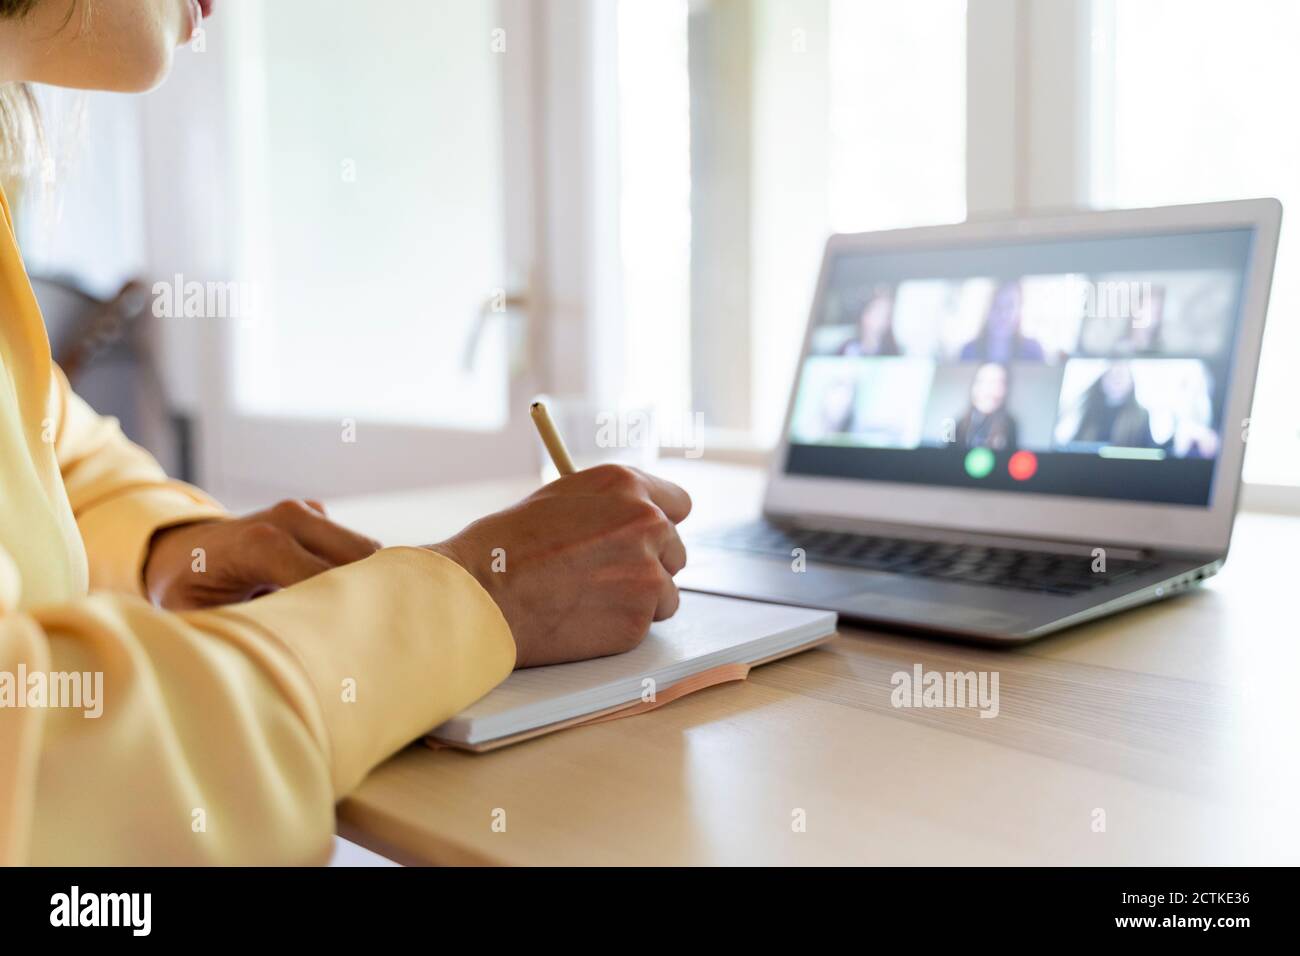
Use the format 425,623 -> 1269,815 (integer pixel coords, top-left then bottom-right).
530,400 -> 577,476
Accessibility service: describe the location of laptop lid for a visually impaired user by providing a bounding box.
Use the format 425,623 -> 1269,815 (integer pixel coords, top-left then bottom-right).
764,199 -> 1282,554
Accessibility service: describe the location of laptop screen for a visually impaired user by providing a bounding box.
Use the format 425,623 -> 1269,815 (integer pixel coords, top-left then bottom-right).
784,227 -> 1256,507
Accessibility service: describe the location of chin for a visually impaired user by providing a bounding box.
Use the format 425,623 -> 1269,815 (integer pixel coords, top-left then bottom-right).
128,54 -> 177,92
74,1 -> 187,93
96,43 -> 177,93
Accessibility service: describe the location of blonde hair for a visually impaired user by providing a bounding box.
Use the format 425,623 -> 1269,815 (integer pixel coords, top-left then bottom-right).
0,85 -> 44,192
1,1 -> 43,197
1,1 -> 89,202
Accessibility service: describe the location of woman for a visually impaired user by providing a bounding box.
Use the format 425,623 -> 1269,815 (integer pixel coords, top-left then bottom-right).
959,280 -> 1046,363
954,362 -> 1018,451
0,0 -> 689,864
839,285 -> 900,357
1068,362 -> 1156,449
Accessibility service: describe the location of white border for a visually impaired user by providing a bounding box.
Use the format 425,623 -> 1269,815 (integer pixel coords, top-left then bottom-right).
763,199 -> 1283,554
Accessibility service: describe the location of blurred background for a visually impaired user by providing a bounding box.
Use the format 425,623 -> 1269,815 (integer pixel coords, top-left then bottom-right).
12,0 -> 1299,510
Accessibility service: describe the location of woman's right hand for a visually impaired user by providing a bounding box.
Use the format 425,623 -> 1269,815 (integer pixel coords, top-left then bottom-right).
426,465 -> 691,668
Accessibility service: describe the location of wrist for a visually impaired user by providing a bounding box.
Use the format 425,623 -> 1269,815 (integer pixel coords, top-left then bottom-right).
426,537 -> 491,595
143,521 -> 195,588
425,537 -> 519,662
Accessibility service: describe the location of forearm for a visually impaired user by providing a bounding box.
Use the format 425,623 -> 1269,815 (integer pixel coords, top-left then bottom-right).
2,547 -> 514,865
50,366 -> 226,595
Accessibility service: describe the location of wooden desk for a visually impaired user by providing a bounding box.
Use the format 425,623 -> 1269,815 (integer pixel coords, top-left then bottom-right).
330,462 -> 1300,865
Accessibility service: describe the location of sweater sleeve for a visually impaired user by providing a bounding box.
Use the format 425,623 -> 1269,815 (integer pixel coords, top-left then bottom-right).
50,365 -> 228,596
0,546 -> 515,865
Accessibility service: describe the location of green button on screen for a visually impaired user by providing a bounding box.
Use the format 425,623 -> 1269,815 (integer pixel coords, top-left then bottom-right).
964,447 -> 995,479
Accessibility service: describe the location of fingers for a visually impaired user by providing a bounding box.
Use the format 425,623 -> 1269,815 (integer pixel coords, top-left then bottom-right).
652,526 -> 686,621
659,523 -> 687,576
259,499 -> 381,566
635,470 -> 692,525
560,464 -> 692,524
652,565 -> 681,621
244,524 -> 334,591
533,465 -> 690,627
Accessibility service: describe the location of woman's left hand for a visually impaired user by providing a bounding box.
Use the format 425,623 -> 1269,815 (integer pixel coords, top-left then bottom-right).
143,499 -> 382,610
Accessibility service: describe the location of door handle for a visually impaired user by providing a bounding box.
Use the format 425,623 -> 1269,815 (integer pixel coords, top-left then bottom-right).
463,286 -> 531,376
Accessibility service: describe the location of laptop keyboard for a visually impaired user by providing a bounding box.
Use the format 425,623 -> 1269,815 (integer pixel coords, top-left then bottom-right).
696,521 -> 1157,597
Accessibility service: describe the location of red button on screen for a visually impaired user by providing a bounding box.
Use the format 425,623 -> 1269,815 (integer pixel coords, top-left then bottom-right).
1008,450 -> 1038,481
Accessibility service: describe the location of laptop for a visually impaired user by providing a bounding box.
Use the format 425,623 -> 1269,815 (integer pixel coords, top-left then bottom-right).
678,199 -> 1282,643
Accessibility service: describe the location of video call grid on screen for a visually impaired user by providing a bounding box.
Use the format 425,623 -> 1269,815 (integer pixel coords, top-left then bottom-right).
784,227 -> 1255,507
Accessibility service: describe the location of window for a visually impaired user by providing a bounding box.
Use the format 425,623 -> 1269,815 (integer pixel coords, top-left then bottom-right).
824,0 -> 966,236
1090,0 -> 1300,487
226,0 -> 509,428
617,0 -> 692,426
751,0 -> 966,441
616,0 -> 967,445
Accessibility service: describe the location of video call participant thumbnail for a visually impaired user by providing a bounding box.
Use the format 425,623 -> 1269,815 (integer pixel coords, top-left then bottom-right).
838,284 -> 901,357
958,280 -> 1047,363
954,362 -> 1017,450
919,361 -> 1063,452
1053,359 -> 1221,459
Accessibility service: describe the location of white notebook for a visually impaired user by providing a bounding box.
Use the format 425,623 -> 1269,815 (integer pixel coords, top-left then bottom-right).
428,592 -> 837,751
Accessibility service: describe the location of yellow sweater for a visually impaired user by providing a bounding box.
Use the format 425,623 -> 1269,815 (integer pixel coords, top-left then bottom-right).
0,185 -> 515,865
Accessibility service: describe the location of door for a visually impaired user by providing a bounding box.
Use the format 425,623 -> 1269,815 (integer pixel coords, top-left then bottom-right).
206,0 -> 540,502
